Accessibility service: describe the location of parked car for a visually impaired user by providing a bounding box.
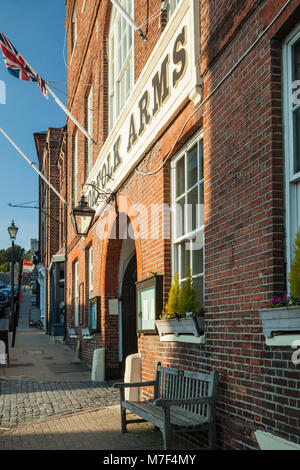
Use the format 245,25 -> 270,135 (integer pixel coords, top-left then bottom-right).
1,288 -> 11,303
6,285 -> 18,299
0,291 -> 8,315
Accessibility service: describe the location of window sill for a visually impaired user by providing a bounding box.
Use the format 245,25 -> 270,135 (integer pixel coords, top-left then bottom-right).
290,171 -> 300,183
265,334 -> 300,347
159,333 -> 205,344
255,430 -> 300,450
82,327 -> 94,340
259,306 -> 300,339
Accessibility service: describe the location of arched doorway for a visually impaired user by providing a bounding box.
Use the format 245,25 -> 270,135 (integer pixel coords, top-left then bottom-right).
100,195 -> 143,378
121,253 -> 137,372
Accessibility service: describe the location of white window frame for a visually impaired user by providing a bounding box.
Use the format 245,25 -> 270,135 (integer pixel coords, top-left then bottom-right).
108,0 -> 134,132
87,86 -> 93,176
74,261 -> 79,326
88,246 -> 93,299
168,0 -> 181,19
283,24 -> 300,282
71,3 -> 77,60
171,132 -> 204,307
73,130 -> 78,205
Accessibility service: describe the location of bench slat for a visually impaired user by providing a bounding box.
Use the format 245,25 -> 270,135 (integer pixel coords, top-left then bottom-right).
158,365 -> 213,383
123,400 -> 208,429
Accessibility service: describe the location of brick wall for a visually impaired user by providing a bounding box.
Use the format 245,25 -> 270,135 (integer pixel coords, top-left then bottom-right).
64,0 -> 300,449
36,128 -> 65,327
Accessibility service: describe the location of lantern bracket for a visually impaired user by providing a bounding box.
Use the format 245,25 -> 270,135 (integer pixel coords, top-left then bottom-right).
83,177 -> 118,215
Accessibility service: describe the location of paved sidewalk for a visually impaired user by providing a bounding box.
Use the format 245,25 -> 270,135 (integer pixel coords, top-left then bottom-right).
0,288 -> 201,451
0,288 -> 119,429
1,288 -> 93,382
0,379 -> 119,428
0,405 -> 199,451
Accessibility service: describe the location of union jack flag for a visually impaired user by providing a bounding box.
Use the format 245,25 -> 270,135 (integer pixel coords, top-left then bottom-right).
0,32 -> 47,97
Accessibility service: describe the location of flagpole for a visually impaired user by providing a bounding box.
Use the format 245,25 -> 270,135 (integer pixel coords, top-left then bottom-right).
0,127 -> 68,206
0,32 -> 96,145
110,0 -> 147,39
46,84 -> 97,145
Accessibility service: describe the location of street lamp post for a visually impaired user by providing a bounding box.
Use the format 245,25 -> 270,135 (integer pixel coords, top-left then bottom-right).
8,220 -> 18,347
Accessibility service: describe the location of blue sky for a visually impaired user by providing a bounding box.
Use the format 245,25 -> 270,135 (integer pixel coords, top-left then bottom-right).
0,1 -> 67,250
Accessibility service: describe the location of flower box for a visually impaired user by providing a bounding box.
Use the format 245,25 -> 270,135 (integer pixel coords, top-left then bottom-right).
259,306 -> 300,338
155,316 -> 204,338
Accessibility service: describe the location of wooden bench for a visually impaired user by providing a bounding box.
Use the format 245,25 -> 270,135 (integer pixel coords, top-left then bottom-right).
114,363 -> 219,450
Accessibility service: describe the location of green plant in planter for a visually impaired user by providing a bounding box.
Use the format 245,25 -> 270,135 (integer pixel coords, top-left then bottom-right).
289,226 -> 300,302
164,271 -> 181,318
179,267 -> 199,317
161,268 -> 201,319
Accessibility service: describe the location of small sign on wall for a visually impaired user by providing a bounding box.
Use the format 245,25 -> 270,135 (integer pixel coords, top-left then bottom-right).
109,298 -> 119,316
89,296 -> 101,331
136,275 -> 163,334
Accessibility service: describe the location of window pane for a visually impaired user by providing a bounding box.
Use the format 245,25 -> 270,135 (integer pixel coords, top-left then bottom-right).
192,246 -> 204,276
126,65 -> 130,97
74,262 -> 78,298
292,38 -> 300,83
87,88 -> 93,175
180,241 -> 189,280
193,276 -> 204,307
117,17 -> 121,42
118,43 -> 122,73
128,25 -> 132,48
176,157 -> 185,198
73,132 -> 78,205
293,107 -> 300,174
175,196 -> 185,237
187,186 -> 198,232
199,140 -> 204,180
174,244 -> 179,274
199,182 -> 204,204
168,0 -> 180,18
187,144 -> 198,189
89,302 -> 97,330
89,247 -> 93,297
109,4 -> 133,129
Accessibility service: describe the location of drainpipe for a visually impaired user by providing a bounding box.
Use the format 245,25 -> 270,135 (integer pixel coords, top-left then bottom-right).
64,128 -> 68,341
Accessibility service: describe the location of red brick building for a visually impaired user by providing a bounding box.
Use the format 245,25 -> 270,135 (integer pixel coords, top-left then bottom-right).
64,0 -> 300,449
35,127 -> 67,334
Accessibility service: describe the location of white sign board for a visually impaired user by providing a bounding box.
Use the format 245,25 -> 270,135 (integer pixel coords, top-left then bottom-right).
85,0 -> 201,214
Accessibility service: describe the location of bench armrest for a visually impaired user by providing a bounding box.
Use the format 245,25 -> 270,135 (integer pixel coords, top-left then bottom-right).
153,396 -> 212,408
114,380 -> 156,389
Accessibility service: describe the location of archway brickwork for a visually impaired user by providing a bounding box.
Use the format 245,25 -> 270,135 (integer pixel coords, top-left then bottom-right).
99,195 -> 142,378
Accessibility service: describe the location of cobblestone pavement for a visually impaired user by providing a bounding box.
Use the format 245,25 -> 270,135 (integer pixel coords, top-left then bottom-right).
0,405 -> 199,451
0,288 -> 201,451
0,379 -> 119,428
